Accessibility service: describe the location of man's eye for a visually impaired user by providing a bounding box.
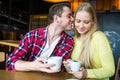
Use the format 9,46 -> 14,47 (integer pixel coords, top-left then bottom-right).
68,15 -> 71,18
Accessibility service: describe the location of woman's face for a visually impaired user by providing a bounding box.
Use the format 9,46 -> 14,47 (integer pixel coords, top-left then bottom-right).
75,10 -> 94,35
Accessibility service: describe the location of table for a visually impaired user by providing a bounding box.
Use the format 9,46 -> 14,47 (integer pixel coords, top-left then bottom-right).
0,40 -> 19,51
0,70 -> 75,80
0,40 -> 19,64
0,40 -> 19,47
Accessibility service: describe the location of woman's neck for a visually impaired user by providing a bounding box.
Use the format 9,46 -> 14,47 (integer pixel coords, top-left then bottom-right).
78,35 -> 85,42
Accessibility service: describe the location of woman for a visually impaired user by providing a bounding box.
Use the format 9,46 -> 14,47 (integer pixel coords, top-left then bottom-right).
63,2 -> 115,80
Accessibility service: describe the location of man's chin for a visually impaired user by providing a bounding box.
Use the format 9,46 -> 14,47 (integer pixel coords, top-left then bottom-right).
66,27 -> 73,31
66,29 -> 72,31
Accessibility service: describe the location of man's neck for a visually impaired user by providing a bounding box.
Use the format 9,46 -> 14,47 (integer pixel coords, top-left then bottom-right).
47,24 -> 61,45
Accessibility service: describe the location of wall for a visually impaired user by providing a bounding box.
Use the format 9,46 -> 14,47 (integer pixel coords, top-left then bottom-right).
97,11 -> 120,65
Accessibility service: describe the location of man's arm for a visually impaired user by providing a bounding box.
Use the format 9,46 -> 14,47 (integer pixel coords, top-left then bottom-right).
14,58 -> 60,73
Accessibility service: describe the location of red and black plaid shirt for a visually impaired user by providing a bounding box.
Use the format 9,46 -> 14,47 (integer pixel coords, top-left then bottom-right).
6,27 -> 74,70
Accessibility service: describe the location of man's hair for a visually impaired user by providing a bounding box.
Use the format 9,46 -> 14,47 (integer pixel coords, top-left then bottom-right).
48,3 -> 70,23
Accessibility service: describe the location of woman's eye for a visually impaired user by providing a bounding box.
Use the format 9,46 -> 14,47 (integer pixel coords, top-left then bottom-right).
84,21 -> 89,24
84,20 -> 91,24
76,20 -> 81,23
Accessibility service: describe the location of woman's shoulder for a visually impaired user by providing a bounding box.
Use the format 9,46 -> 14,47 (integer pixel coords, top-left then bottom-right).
93,31 -> 104,35
73,36 -> 78,41
93,31 -> 106,38
92,31 -> 108,41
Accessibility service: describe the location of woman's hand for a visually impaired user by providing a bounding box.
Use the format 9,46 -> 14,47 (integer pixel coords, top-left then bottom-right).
63,60 -> 87,79
70,67 -> 87,79
63,59 -> 72,73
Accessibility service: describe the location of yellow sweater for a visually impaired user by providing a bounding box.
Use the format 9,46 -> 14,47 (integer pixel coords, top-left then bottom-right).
71,31 -> 115,80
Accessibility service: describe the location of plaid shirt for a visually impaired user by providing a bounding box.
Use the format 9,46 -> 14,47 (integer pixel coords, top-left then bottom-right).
6,27 -> 74,70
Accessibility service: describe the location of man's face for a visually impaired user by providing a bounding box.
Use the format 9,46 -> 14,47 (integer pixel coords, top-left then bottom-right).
57,6 -> 74,30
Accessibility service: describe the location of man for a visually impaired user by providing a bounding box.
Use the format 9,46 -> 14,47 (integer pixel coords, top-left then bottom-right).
7,3 -> 74,73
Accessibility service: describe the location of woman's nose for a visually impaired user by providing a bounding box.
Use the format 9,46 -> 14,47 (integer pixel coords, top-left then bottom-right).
78,22 -> 84,28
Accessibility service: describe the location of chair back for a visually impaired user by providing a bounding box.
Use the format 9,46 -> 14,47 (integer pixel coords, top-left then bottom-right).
115,55 -> 120,80
0,52 -> 5,62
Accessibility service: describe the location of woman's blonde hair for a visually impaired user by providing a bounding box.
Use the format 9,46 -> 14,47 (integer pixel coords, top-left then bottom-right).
74,2 -> 98,68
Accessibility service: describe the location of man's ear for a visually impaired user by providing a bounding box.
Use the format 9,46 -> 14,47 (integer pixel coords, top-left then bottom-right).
53,15 -> 59,23
53,15 -> 58,22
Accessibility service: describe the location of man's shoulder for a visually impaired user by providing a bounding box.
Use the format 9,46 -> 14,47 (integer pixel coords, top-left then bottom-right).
62,31 -> 73,39
62,31 -> 74,44
27,27 -> 47,35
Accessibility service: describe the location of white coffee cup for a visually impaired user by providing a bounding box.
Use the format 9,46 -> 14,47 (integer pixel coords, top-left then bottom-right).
47,56 -> 62,70
69,60 -> 81,72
